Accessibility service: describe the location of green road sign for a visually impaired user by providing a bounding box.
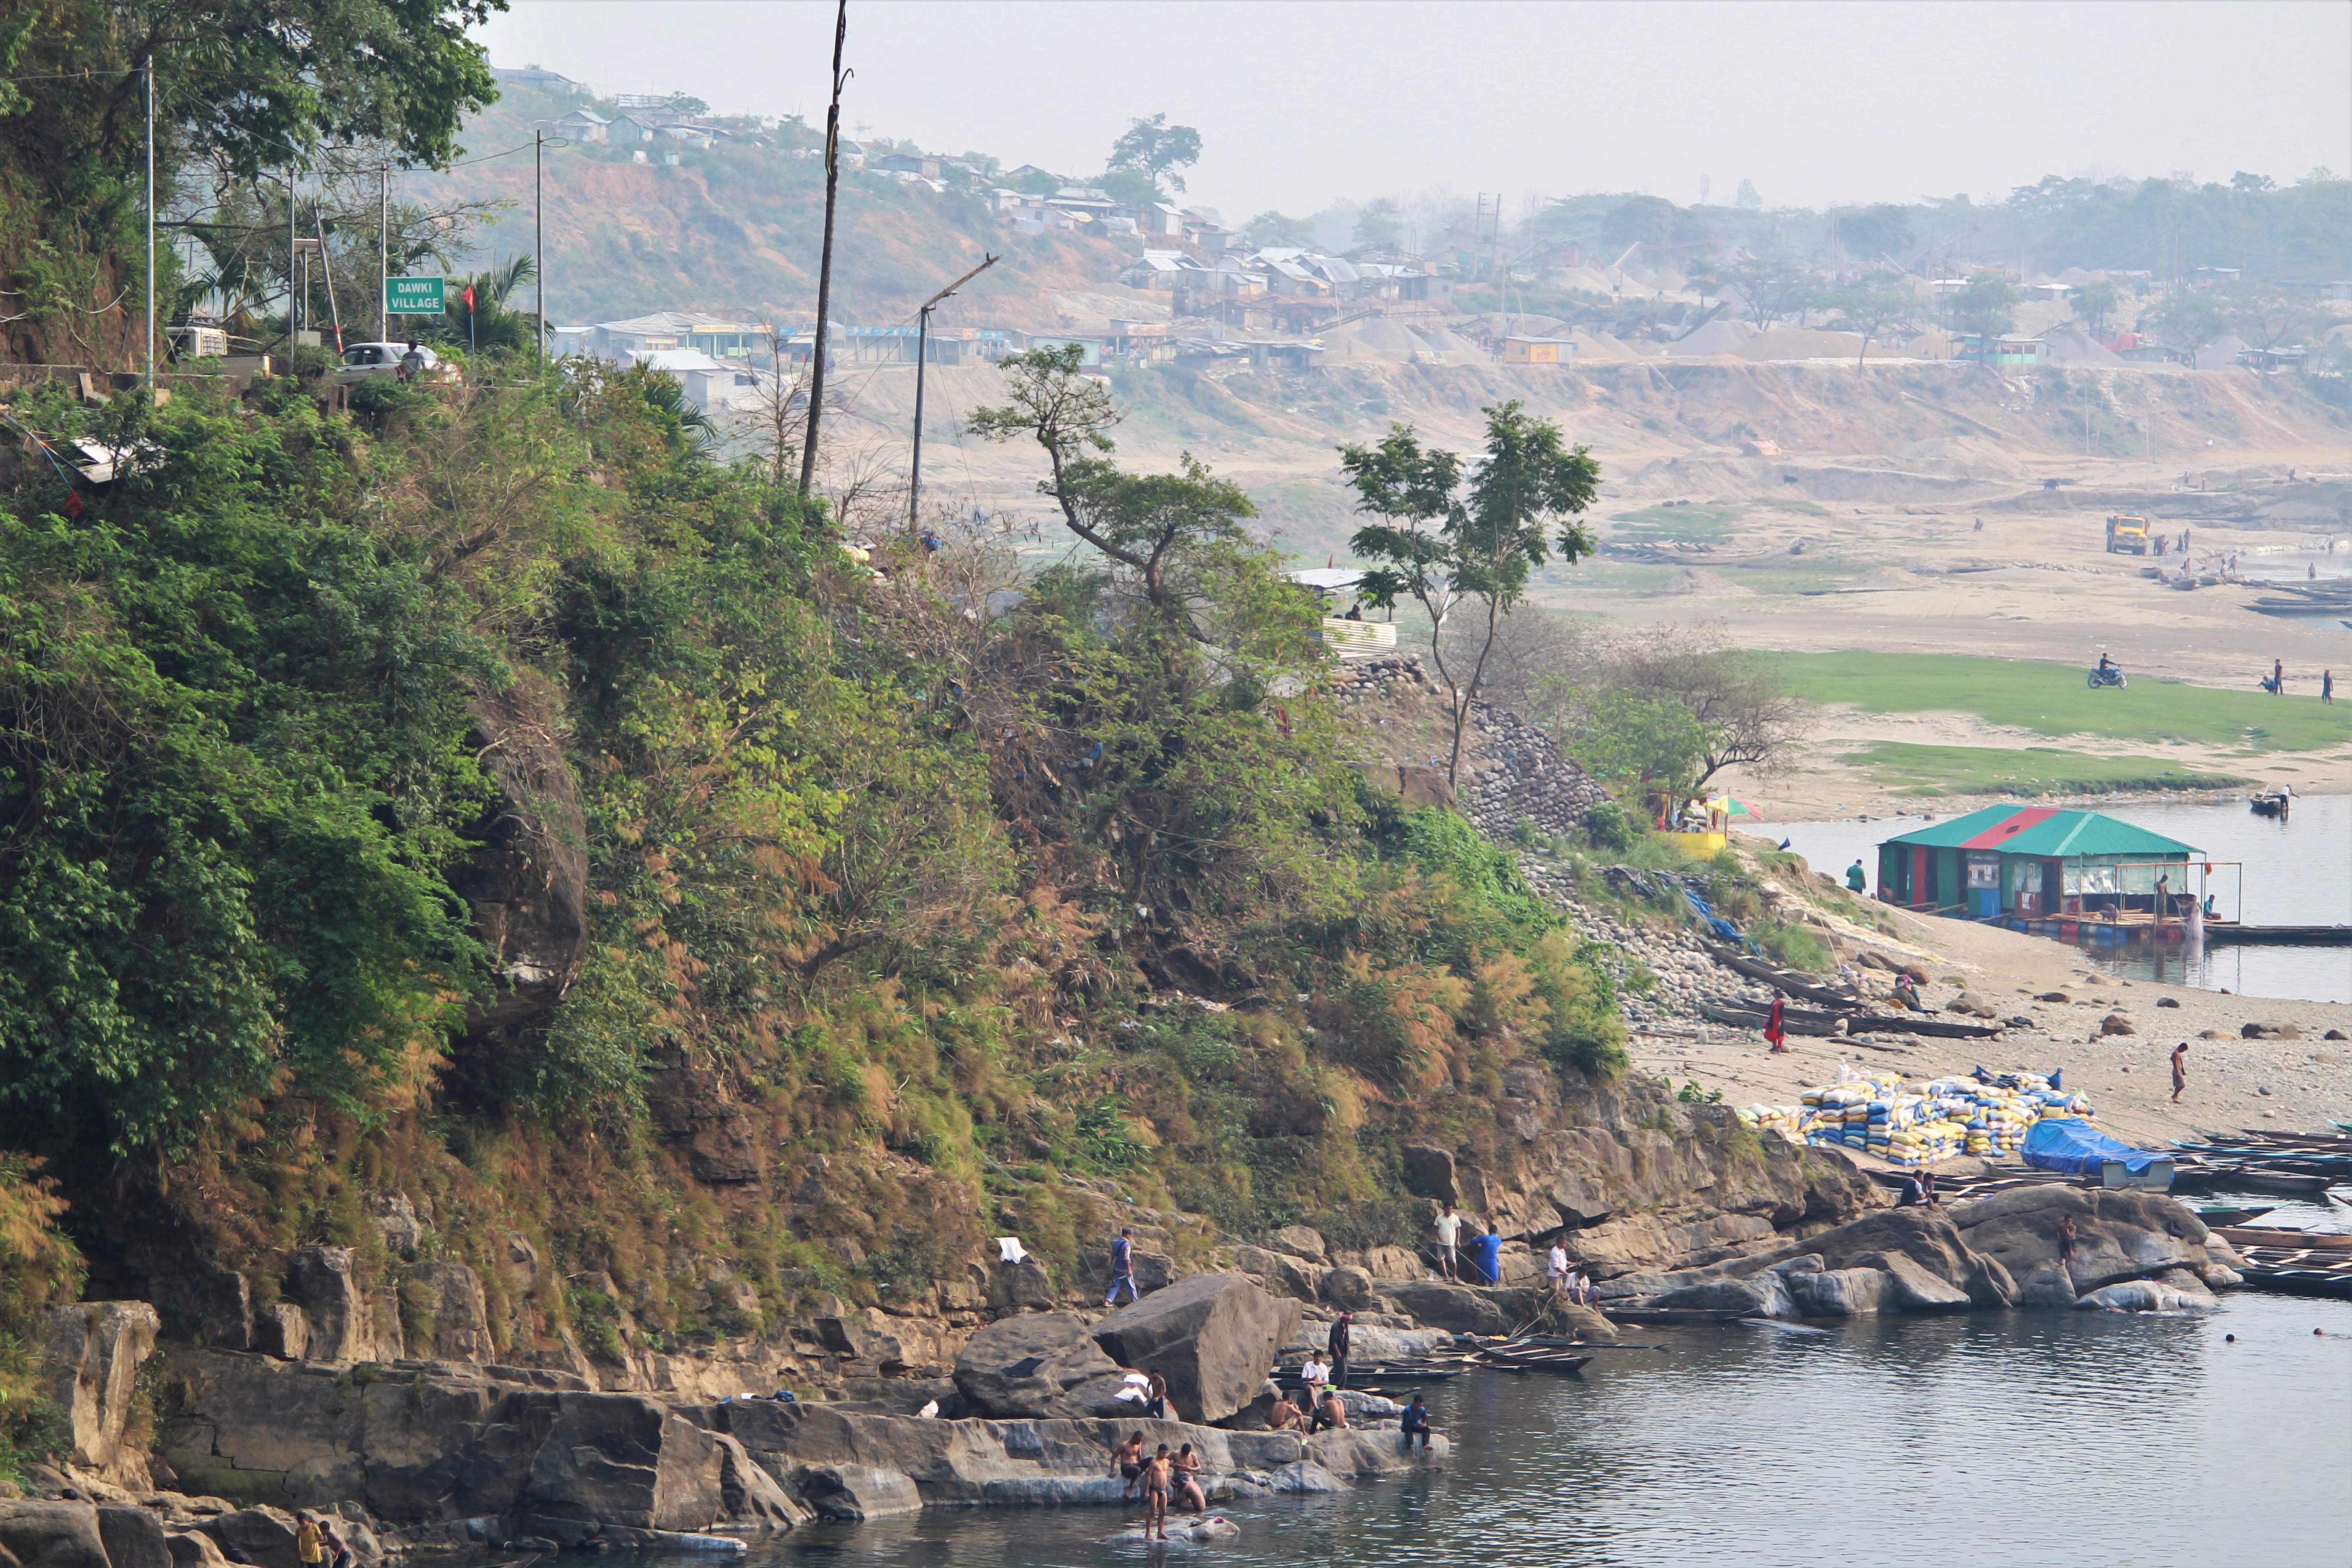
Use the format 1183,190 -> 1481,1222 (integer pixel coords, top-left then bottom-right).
386,276 -> 447,315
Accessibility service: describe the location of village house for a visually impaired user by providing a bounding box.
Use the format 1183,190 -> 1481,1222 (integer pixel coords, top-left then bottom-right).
547,109 -> 610,144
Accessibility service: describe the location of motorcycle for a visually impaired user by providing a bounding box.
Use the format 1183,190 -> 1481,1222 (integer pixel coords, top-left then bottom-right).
2087,664 -> 2127,689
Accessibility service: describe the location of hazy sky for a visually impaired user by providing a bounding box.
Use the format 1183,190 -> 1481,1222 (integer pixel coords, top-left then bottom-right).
477,1 -> 2352,216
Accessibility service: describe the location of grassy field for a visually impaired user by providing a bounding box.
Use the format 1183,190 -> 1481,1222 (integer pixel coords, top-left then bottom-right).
1610,504 -> 1739,542
1845,742 -> 2251,796
1767,651 -> 2352,753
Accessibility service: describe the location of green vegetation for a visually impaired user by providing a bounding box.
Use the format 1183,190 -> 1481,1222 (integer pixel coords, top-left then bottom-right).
1610,505 -> 1739,541
1847,742 -> 2251,796
0,1156 -> 80,1483
1766,651 -> 2351,753
0,342 -> 1631,1336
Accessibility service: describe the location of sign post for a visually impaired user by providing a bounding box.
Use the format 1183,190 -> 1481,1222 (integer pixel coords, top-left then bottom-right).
385,276 -> 447,317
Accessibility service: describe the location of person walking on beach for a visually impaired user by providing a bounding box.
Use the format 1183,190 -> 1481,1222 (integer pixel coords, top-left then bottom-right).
1433,1201 -> 1463,1282
2171,1041 -> 2190,1104
1105,1227 -> 1139,1307
1764,994 -> 1788,1053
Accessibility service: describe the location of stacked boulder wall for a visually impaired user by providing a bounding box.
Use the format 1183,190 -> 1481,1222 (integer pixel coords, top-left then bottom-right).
1087,1274 -> 1298,1423
952,1313 -> 1132,1419
1949,1186 -> 2214,1298
44,1303 -> 160,1479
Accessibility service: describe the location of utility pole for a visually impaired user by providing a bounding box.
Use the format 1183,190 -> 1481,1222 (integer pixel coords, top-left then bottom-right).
908,251 -> 997,533
144,62 -> 155,389
313,214 -> 344,353
289,164 -> 298,348
798,0 -> 849,497
380,166 -> 388,342
535,131 -> 545,368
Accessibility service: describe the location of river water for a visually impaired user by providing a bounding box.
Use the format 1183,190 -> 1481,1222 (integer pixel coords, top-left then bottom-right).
1766,796 -> 2352,1004
724,1289 -> 2351,1568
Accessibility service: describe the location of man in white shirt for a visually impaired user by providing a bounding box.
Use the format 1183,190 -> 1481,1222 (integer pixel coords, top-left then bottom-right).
1547,1237 -> 1572,1298
1432,1202 -> 1463,1282
1300,1352 -> 1329,1408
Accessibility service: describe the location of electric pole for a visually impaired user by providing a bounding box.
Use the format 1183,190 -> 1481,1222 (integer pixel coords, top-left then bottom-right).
144,62 -> 155,389
380,165 -> 388,342
535,130 -> 545,368
799,0 -> 849,497
909,252 -> 997,533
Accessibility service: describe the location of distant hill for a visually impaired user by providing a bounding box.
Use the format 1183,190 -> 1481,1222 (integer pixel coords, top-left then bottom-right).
419,84 -> 1130,330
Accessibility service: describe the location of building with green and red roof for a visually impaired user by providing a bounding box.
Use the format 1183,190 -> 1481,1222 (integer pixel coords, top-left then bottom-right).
1875,804 -> 2202,920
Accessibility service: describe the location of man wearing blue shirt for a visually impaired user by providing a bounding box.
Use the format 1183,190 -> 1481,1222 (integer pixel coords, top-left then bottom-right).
1471,1224 -> 1503,1286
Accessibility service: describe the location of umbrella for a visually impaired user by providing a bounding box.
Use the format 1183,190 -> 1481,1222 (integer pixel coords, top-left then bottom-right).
1704,795 -> 1756,817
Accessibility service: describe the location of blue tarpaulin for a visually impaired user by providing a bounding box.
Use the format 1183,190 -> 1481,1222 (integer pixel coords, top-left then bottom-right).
1682,889 -> 1744,944
2022,1117 -> 2167,1176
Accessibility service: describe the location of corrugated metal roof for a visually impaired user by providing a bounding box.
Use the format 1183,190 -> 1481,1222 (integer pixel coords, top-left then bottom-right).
1881,805 -> 2199,858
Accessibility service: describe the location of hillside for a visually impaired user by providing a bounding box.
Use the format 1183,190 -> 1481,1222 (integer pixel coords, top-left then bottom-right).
423,83 -> 1129,327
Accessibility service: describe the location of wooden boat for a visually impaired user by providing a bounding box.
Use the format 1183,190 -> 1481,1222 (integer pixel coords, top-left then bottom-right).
1474,1340 -> 1593,1374
1846,1012 -> 2006,1040
2232,1170 -> 2335,1195
2248,794 -> 2288,818
1271,1361 -> 1465,1387
2196,1205 -> 2275,1227
1699,939 -> 1861,1009
2218,1225 -> 2352,1252
1601,1306 -> 1750,1325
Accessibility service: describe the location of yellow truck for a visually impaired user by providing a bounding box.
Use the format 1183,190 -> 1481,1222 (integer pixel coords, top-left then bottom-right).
2103,513 -> 2151,554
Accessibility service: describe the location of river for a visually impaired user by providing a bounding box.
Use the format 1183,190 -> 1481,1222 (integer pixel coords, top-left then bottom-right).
1765,795 -> 2352,1004
690,1288 -> 2351,1568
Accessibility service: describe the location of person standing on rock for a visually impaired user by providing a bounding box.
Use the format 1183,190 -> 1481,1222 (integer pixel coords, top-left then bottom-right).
1472,1223 -> 1504,1285
1140,1446 -> 1173,1540
1846,858 -> 1868,895
1144,1368 -> 1170,1420
1547,1235 -> 1570,1296
2171,1041 -> 2190,1104
1764,994 -> 1788,1053
321,1519 -> 353,1568
296,1515 -> 325,1568
1433,1201 -> 1464,1282
1327,1311 -> 1354,1390
2058,1214 -> 2079,1274
1106,1226 -> 1140,1307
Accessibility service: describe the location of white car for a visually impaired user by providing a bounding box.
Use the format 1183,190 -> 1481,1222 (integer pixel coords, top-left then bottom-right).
336,342 -> 444,384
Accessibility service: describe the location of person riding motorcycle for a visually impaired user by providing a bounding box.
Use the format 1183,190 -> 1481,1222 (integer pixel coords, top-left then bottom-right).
2097,652 -> 2116,673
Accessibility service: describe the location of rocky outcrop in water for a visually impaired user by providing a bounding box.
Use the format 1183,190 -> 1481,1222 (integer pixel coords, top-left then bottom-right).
1087,1274 -> 1298,1424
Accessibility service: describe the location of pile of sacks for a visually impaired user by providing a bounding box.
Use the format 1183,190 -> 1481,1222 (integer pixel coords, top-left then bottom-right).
1735,1067 -> 2100,1166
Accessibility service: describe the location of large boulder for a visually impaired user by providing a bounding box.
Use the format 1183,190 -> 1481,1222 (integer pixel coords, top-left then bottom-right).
1379,1281 -> 1546,1336
952,1313 -> 1130,1419
285,1248 -> 395,1362
1399,1145 -> 1457,1202
516,1393 -> 726,1544
1088,1274 -> 1298,1424
194,1510 -> 301,1568
1319,1266 -> 1378,1313
96,1508 -> 171,1568
1787,1267 -> 1888,1317
1809,1208 -> 2016,1308
789,1464 -> 921,1521
1951,1186 -> 2209,1295
1649,1272 -> 1794,1319
713,1431 -> 810,1530
1230,1247 -> 1322,1304
42,1302 -> 159,1476
1303,1427 -> 1448,1479
0,1503 -> 113,1568
403,1262 -> 491,1363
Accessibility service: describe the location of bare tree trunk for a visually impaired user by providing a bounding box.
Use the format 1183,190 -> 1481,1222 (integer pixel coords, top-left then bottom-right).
1445,591 -> 1504,787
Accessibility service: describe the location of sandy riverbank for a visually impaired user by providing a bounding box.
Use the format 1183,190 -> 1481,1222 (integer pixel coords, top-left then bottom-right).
1624,862 -> 2351,1150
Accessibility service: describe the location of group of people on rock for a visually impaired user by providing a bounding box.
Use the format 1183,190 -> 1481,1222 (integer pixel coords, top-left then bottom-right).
1433,1200 -> 1593,1301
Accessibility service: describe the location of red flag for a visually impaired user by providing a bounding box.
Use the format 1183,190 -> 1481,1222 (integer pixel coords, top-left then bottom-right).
462,284 -> 477,312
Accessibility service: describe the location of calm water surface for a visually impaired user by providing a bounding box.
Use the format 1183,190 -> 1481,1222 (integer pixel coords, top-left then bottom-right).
1768,796 -> 2352,1004
714,1292 -> 2352,1568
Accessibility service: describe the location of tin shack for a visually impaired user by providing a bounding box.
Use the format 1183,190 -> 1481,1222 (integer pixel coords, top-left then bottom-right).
1876,804 -> 2200,920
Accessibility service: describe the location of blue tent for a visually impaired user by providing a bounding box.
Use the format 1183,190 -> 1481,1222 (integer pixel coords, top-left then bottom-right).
2023,1117 -> 2168,1177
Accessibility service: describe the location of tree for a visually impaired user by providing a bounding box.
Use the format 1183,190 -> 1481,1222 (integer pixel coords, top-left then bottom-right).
1825,271 -> 1918,366
1106,113 -> 1202,195
2070,278 -> 2119,335
1535,685 -> 1714,802
2231,284 -> 2318,353
1734,179 -> 1762,211
1598,625 -> 1811,792
449,255 -> 539,356
1352,198 -> 1404,255
1340,403 -> 1599,785
968,345 -> 1252,634
1602,195 -> 1682,255
1244,210 -> 1314,249
2150,290 -> 2232,361
1835,203 -> 1915,262
0,0 -> 498,365
1728,257 -> 1817,329
1950,272 -> 2021,338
